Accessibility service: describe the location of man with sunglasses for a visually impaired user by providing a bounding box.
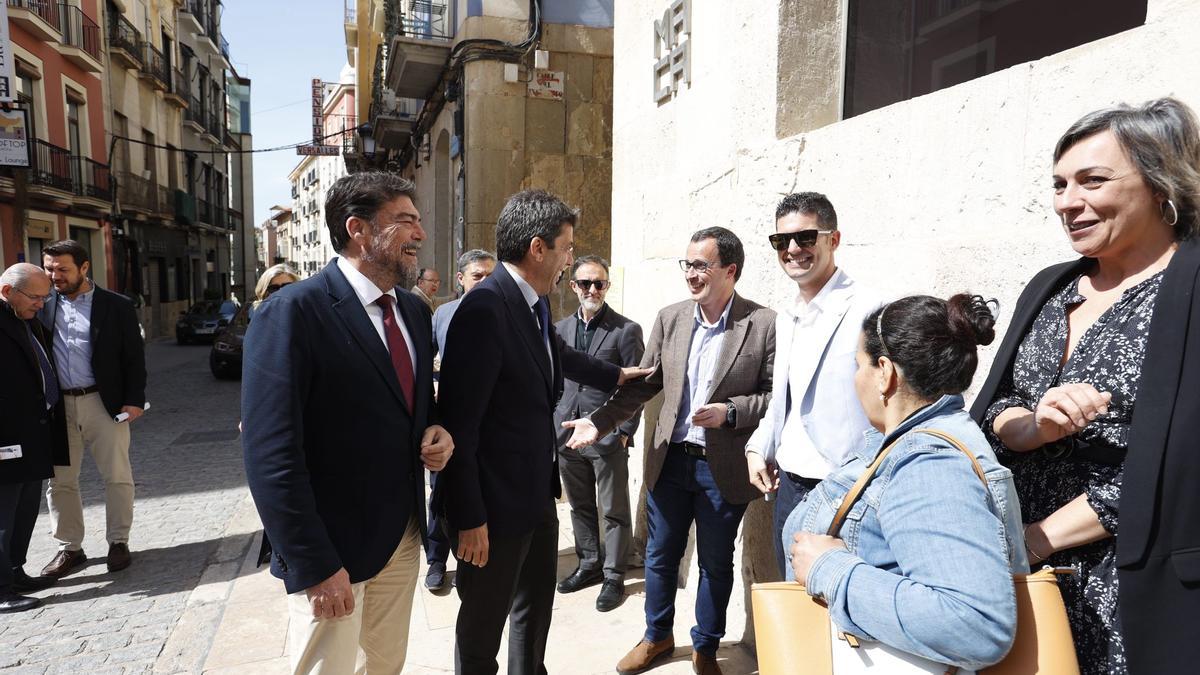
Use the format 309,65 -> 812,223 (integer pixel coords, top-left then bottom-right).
553,255 -> 645,612
563,227 -> 776,675
746,192 -> 882,577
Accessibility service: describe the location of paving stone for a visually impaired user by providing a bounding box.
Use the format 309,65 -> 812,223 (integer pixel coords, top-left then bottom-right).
104,641 -> 165,664
25,638 -> 86,661
43,652 -> 112,674
84,631 -> 133,652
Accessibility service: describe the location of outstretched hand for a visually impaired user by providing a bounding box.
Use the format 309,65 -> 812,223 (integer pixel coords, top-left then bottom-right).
618,366 -> 655,385
561,418 -> 600,449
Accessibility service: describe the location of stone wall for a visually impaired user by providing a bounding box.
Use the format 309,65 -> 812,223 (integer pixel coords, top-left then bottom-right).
611,0 -> 1200,647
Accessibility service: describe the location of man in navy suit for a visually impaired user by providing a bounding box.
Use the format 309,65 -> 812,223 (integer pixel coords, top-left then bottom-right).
434,190 -> 649,674
242,171 -> 453,674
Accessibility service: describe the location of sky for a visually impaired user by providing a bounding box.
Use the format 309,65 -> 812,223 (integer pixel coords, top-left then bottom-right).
221,1 -> 351,228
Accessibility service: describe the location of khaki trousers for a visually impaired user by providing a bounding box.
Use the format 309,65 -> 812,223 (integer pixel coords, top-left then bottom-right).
287,520 -> 421,675
47,392 -> 134,550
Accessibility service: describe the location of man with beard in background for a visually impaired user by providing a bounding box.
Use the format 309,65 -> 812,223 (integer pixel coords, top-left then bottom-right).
242,172 -> 453,673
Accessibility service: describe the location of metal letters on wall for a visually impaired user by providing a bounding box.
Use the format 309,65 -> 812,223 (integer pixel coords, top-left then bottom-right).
652,0 -> 690,104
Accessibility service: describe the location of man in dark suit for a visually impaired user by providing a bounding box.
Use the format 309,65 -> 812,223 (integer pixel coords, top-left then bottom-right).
434,189 -> 650,674
242,172 -> 453,673
553,254 -> 644,612
1,264 -> 66,612
564,227 -> 776,675
38,240 -> 146,578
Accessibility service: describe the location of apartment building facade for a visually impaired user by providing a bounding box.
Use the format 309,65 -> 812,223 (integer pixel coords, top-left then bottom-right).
1,0 -> 113,285
345,0 -> 614,316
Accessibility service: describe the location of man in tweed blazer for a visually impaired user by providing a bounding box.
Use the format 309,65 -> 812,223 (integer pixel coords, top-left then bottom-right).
564,227 -> 775,675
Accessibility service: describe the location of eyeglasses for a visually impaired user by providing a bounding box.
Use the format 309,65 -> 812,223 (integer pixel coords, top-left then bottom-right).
767,230 -> 834,251
572,279 -> 609,291
678,259 -> 723,274
266,282 -> 293,294
14,287 -> 52,303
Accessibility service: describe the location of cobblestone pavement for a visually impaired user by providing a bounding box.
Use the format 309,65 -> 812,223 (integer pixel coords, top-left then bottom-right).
0,341 -> 253,675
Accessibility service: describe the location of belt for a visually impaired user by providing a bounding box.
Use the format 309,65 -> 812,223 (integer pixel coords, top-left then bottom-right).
669,441 -> 707,460
784,472 -> 822,489
62,385 -> 99,396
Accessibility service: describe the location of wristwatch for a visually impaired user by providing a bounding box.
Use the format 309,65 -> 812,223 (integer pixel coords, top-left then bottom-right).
724,402 -> 737,428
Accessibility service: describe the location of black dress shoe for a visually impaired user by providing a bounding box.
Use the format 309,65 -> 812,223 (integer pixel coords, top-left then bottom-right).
0,589 -> 43,613
595,578 -> 625,612
11,568 -> 55,593
425,561 -> 447,591
107,543 -> 132,572
557,567 -> 603,594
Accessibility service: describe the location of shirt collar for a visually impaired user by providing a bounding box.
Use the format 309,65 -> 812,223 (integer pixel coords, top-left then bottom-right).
693,294 -> 734,330
577,303 -> 608,328
336,256 -> 394,307
789,267 -> 844,317
503,262 -> 541,308
853,394 -> 966,463
60,281 -> 96,305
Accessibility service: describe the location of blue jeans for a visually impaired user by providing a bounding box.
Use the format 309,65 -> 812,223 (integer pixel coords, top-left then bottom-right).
644,448 -> 748,656
774,472 -> 821,579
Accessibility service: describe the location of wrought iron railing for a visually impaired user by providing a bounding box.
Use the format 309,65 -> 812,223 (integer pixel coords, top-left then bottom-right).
197,196 -> 213,224
117,170 -> 157,211
58,3 -> 101,61
185,96 -> 208,128
228,208 -> 243,233
73,156 -> 112,200
6,0 -> 62,30
140,42 -> 169,87
344,0 -> 356,24
402,0 -> 450,39
29,139 -> 74,191
170,67 -> 190,102
107,12 -> 141,60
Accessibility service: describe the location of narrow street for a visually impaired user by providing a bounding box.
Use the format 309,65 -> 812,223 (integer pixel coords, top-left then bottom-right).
0,340 -> 253,674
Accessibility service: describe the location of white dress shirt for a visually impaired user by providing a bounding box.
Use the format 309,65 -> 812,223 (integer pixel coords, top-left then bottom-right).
746,268 -> 881,479
502,262 -> 553,365
336,256 -> 416,368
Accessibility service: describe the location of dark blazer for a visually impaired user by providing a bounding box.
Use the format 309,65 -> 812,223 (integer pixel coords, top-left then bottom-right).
590,294 -> 776,505
553,305 -> 645,458
0,302 -> 67,484
39,285 -> 146,416
970,239 -> 1200,674
432,263 -> 620,537
241,260 -> 436,594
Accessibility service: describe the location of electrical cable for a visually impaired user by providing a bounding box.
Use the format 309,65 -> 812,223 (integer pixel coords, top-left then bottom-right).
109,124 -> 358,155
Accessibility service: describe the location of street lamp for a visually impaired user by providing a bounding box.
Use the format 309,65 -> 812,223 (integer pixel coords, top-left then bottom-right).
357,122 -> 376,159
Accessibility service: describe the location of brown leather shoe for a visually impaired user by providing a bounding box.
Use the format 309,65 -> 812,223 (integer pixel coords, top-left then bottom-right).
107,543 -> 132,572
692,651 -> 723,675
41,549 -> 87,578
616,637 -> 674,674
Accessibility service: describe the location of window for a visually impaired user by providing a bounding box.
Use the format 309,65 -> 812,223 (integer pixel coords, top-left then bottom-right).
143,129 -> 156,178
841,0 -> 1148,119
113,112 -> 130,174
17,73 -> 38,142
66,100 -> 82,157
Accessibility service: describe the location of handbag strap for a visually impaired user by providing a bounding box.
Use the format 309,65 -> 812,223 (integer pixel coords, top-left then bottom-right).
826,428 -> 988,537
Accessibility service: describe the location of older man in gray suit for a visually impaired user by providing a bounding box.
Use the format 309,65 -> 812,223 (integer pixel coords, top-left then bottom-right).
564,227 -> 775,675
553,255 -> 645,613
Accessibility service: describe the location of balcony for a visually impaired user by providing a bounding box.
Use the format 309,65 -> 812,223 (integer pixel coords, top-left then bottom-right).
165,68 -> 190,108
138,43 -> 169,90
344,0 -> 357,61
384,0 -> 452,100
56,3 -> 103,72
197,196 -> 212,225
175,189 -> 196,225
28,139 -> 74,193
228,208 -> 243,234
180,0 -> 223,60
204,110 -> 224,145
370,96 -> 420,150
116,170 -> 156,212
107,13 -> 142,69
72,156 -> 112,202
6,1 -> 62,43
184,96 -> 208,133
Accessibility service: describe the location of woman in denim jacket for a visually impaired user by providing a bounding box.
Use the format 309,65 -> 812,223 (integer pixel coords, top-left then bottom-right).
782,294 -> 1028,672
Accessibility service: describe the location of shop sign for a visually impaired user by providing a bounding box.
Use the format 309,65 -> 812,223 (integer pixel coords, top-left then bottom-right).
296,144 -> 340,156
652,0 -> 690,104
26,218 -> 53,239
0,107 -> 31,167
528,70 -> 564,100
0,3 -> 14,103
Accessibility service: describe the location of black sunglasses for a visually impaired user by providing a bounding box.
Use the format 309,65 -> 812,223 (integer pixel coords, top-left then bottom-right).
767,230 -> 833,251
572,279 -> 609,291
266,282 -> 293,294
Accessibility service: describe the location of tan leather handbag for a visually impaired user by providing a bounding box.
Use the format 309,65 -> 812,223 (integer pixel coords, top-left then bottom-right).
751,429 -> 1080,675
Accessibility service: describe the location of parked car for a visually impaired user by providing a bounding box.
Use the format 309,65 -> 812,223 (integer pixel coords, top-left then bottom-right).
176,300 -> 239,344
209,302 -> 253,379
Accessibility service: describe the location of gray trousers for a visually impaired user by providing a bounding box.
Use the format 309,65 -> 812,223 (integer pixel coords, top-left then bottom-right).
559,446 -> 632,581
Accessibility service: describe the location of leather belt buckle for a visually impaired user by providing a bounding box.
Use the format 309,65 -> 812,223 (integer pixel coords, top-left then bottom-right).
681,442 -> 706,460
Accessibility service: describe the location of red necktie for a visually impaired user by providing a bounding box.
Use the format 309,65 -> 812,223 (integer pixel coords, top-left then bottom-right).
375,294 -> 414,412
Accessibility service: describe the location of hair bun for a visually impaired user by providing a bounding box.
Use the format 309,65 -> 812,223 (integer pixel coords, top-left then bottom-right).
946,294 -> 997,346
